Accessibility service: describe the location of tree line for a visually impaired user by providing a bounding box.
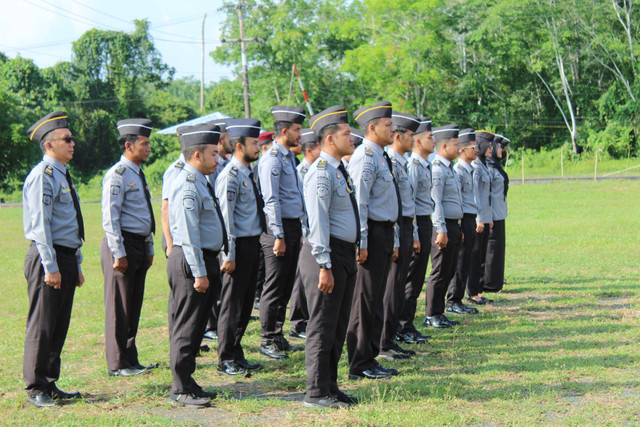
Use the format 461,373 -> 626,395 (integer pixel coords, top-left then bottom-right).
1,0 -> 638,190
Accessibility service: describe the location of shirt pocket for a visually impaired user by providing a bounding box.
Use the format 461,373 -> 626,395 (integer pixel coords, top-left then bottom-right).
239,187 -> 253,202
124,187 -> 144,201
57,189 -> 73,204
202,198 -> 215,211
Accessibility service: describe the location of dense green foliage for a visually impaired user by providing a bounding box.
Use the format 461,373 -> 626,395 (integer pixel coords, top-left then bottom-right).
2,1 -> 640,191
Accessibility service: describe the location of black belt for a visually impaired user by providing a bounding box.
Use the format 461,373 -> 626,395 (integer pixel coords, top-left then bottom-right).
53,244 -> 79,255
369,220 -> 395,228
330,236 -> 357,250
122,230 -> 151,242
202,248 -> 219,257
282,217 -> 302,222
402,217 -> 413,224
445,218 -> 461,224
416,215 -> 431,220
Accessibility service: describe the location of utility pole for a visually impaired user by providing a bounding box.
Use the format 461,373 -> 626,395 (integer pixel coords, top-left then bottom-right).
221,1 -> 260,118
200,12 -> 206,113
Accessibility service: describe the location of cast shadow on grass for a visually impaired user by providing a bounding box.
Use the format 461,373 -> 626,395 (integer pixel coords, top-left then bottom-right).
503,277 -> 639,295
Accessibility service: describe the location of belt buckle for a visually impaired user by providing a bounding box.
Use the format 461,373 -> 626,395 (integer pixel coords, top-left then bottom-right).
145,235 -> 151,242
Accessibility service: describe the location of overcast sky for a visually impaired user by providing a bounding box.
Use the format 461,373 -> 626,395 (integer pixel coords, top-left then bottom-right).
0,0 -> 236,83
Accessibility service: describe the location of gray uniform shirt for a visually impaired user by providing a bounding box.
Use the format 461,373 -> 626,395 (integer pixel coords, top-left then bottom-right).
297,158 -> 311,183
102,156 -> 154,258
454,159 -> 478,215
216,157 -> 263,262
431,154 -> 463,234
23,155 -> 83,274
347,139 -> 399,249
169,163 -> 224,277
162,153 -> 185,201
304,151 -> 358,265
409,152 -> 434,216
472,159 -> 492,224
388,147 -> 418,244
258,141 -> 305,236
489,165 -> 508,221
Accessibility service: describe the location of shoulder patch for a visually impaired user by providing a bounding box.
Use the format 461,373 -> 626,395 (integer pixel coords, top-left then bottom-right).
365,147 -> 373,156
44,165 -> 53,176
175,161 -> 185,169
317,160 -> 327,169
186,174 -> 196,182
115,165 -> 125,175
229,166 -> 238,176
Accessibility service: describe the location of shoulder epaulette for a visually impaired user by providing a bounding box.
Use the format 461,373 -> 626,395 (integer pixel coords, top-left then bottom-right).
44,165 -> 53,176
270,147 -> 278,156
115,165 -> 125,175
433,159 -> 441,165
175,161 -> 185,169
365,147 -> 373,156
391,157 -> 398,165
412,159 -> 420,166
317,160 -> 327,169
229,166 -> 238,176
186,174 -> 195,182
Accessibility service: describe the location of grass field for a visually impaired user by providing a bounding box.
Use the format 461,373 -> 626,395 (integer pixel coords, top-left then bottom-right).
0,180 -> 639,426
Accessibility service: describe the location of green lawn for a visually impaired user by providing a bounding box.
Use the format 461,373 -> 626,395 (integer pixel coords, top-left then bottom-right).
0,180 -> 639,426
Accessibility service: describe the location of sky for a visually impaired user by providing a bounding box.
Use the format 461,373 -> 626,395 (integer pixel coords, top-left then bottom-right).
0,0 -> 236,83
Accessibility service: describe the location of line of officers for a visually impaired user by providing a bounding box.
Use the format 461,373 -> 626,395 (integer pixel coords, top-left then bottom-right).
20,103 -> 509,409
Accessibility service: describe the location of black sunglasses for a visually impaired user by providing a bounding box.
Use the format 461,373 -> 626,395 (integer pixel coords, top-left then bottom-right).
49,136 -> 75,143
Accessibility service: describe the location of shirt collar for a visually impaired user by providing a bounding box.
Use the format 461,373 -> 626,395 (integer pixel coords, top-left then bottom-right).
230,156 -> 251,176
458,158 -> 473,173
300,158 -> 311,169
319,150 -> 341,168
388,147 -> 407,167
362,138 -> 384,156
43,154 -> 67,175
273,141 -> 290,157
435,154 -> 451,167
120,155 -> 141,173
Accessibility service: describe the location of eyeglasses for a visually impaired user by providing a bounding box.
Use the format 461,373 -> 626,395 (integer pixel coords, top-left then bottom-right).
48,136 -> 75,143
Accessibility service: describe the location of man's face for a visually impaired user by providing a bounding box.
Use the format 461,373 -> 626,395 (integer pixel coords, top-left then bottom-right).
285,123 -> 302,148
242,137 -> 261,163
46,128 -> 75,164
398,130 -> 414,154
200,144 -> 219,175
372,117 -> 394,146
460,143 -> 478,161
443,138 -> 460,161
220,132 -> 231,155
127,136 -> 151,164
333,123 -> 355,157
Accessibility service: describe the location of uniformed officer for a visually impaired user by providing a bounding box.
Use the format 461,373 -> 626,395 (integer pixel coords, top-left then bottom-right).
203,120 -> 230,342
215,118 -> 265,376
302,105 -> 359,409
423,124 -> 464,329
445,128 -> 481,315
289,128 -> 320,340
23,111 -> 85,407
397,117 -> 434,344
166,122 -> 227,408
484,134 -> 509,293
257,105 -> 306,359
346,101 -> 401,380
466,131 -> 494,305
379,112 -> 421,361
101,118 -> 157,377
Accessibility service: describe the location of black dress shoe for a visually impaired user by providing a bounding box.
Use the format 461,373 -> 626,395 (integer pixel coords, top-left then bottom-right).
288,329 -> 307,339
133,363 -> 159,370
236,359 -> 263,371
392,343 -> 415,356
169,392 -> 210,408
423,315 -> 452,328
303,395 -> 350,409
446,303 -> 471,315
27,393 -> 57,407
203,330 -> 217,341
217,361 -> 247,376
461,303 -> 479,314
275,335 -> 303,352
442,315 -> 460,326
397,330 -> 430,344
198,345 -> 211,355
348,366 -> 391,380
259,342 -> 288,359
195,389 -> 218,400
50,384 -> 82,400
466,296 -> 487,305
375,362 -> 399,376
333,390 -> 359,405
107,367 -> 148,377
481,296 -> 494,303
378,348 -> 410,361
